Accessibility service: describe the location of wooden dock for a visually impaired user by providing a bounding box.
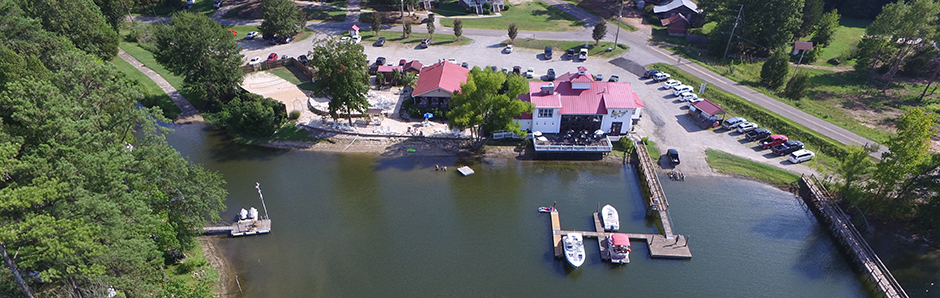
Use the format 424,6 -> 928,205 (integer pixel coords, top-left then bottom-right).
203,219 -> 272,237
550,210 -> 691,260
800,175 -> 907,298
634,138 -> 674,239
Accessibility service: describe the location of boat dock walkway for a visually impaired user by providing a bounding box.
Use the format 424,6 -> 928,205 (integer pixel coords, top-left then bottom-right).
550,209 -> 691,259
204,219 -> 272,237
635,138 -> 674,239
799,175 -> 907,298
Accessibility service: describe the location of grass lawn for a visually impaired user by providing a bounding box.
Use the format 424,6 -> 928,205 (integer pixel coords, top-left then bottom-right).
119,42 -> 207,110
644,138 -> 660,159
112,58 -> 182,119
224,25 -> 314,43
506,38 -> 628,59
433,0 -> 472,16
358,32 -> 474,47
705,149 -> 802,187
568,1 -> 636,32
267,66 -> 318,91
304,6 -> 347,22
439,1 -> 586,32
811,18 -> 870,66
222,4 -> 251,19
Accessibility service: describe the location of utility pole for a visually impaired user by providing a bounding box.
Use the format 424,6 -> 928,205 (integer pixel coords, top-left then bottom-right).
401,0 -> 405,38
722,4 -> 743,61
613,0 -> 624,47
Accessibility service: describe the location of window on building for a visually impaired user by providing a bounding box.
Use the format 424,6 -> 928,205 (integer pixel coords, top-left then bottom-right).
538,109 -> 553,118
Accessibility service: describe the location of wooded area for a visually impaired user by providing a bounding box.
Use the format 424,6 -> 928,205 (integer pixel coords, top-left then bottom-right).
0,0 -> 227,296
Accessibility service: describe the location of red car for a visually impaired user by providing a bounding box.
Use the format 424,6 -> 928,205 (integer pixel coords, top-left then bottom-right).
266,53 -> 278,61
760,135 -> 788,149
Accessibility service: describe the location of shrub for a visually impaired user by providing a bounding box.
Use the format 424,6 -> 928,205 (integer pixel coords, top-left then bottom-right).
289,110 -> 301,120
784,74 -> 810,100
827,57 -> 842,65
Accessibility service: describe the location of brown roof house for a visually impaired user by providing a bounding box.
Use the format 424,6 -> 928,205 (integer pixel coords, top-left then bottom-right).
660,13 -> 690,37
653,0 -> 700,23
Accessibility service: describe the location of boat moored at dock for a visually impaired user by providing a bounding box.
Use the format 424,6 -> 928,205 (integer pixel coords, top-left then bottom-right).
607,233 -> 631,264
563,233 -> 585,268
602,204 -> 619,231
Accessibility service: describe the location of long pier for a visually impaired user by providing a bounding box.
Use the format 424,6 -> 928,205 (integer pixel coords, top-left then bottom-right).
634,137 -> 674,239
204,219 -> 272,237
799,175 -> 907,298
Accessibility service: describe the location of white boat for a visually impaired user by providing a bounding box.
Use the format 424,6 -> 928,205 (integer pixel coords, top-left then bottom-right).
563,233 -> 585,268
602,204 -> 619,231
538,206 -> 555,213
248,207 -> 259,220
238,208 -> 248,220
608,233 -> 631,264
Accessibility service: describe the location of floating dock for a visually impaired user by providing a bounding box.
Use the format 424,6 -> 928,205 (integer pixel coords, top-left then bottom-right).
457,166 -> 475,176
550,210 -> 691,260
203,219 -> 272,237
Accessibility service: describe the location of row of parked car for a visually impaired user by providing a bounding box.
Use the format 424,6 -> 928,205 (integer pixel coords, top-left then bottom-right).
645,69 -> 702,103
722,117 -> 816,163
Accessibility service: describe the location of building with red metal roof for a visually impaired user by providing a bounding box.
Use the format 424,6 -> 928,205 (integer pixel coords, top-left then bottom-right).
517,67 -> 644,135
412,61 -> 470,107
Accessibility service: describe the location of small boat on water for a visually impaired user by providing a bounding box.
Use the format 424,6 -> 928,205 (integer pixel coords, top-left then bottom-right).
538,206 -> 555,213
563,233 -> 585,268
238,208 -> 248,220
602,204 -> 619,231
607,233 -> 631,264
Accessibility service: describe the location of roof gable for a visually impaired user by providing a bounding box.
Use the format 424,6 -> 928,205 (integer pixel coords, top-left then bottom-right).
691,98 -> 726,115
653,0 -> 698,14
522,71 -> 643,115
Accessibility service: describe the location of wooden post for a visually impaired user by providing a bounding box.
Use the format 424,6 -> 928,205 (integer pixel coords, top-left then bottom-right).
236,275 -> 243,293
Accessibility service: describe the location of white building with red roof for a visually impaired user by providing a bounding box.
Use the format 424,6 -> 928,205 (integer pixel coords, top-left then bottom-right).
518,67 -> 644,135
412,61 -> 470,107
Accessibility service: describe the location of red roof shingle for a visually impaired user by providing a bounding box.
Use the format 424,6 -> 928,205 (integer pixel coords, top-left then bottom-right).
413,62 -> 470,97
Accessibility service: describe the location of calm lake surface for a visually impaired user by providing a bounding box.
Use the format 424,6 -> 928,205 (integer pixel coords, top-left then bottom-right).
166,124 -> 937,297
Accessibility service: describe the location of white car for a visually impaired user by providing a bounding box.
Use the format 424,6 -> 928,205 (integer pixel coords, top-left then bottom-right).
526,67 -> 535,78
722,117 -> 746,129
687,96 -> 703,104
736,122 -> 759,133
662,79 -> 681,89
247,57 -> 261,65
504,45 -> 513,53
788,149 -> 816,164
245,31 -> 259,39
679,92 -> 698,102
672,85 -> 693,96
352,36 -> 362,44
653,72 -> 671,82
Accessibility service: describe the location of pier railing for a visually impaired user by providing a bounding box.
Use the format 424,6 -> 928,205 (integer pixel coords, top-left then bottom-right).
633,138 -> 673,238
799,175 -> 907,298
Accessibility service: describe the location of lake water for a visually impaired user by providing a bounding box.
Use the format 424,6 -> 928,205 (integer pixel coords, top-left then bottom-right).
165,124 -> 936,297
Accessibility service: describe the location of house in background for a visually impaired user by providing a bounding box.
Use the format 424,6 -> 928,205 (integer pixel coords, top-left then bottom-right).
517,67 -> 644,136
660,13 -> 690,37
402,60 -> 423,76
688,98 -> 726,129
412,61 -> 470,107
653,0 -> 700,24
376,65 -> 402,86
460,0 -> 504,14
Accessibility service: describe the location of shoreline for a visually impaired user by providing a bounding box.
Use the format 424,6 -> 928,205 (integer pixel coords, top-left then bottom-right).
199,236 -> 231,296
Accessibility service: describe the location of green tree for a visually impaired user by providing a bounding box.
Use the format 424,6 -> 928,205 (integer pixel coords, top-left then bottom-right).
703,0 -> 803,56
371,13 -> 382,36
810,9 -> 840,47
838,144 -> 876,202
404,22 -> 412,38
797,0 -> 824,38
783,73 -> 810,99
508,23 -> 518,44
217,93 -> 287,137
870,107 -> 937,217
14,0 -> 119,60
93,0 -> 136,31
427,20 -> 435,38
401,72 -> 417,89
310,37 -> 370,124
454,19 -> 463,41
760,50 -> 789,89
447,67 -> 534,141
154,12 -> 245,103
259,0 -> 306,39
864,0 -> 940,81
853,37 -> 893,74
592,22 -> 607,45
